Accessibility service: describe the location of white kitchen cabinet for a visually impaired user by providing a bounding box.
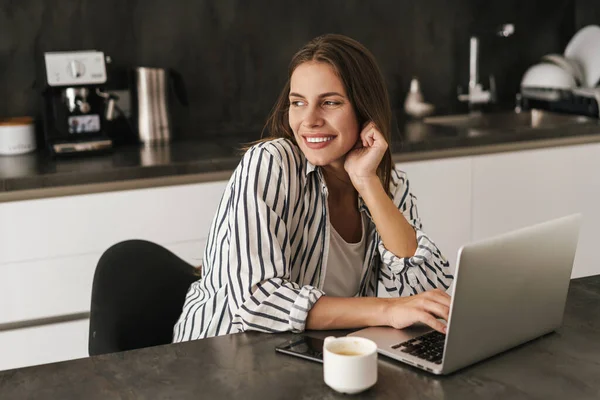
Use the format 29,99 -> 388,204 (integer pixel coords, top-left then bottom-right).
396,157 -> 472,273
0,180 -> 228,265
0,179 -> 228,371
0,254 -> 99,325
472,142 -> 600,278
0,319 -> 89,372
0,239 -> 206,326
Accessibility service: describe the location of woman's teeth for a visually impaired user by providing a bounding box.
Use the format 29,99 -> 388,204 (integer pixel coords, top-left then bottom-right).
306,137 -> 334,143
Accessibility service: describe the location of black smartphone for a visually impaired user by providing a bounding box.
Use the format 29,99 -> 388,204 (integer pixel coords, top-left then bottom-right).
275,335 -> 325,363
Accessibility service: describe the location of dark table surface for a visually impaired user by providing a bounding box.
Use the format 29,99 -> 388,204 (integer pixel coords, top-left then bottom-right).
1,275 -> 599,399
2,114 -> 600,194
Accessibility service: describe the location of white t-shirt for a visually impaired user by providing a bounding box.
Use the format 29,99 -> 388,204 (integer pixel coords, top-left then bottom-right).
322,212 -> 368,297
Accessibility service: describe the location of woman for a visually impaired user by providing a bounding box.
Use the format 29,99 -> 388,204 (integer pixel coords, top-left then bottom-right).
173,34 -> 453,342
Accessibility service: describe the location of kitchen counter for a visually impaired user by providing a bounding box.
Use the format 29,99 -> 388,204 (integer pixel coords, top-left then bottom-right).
1,275 -> 599,399
2,116 -> 600,202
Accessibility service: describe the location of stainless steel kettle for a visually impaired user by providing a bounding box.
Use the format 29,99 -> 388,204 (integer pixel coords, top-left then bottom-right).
132,67 -> 187,145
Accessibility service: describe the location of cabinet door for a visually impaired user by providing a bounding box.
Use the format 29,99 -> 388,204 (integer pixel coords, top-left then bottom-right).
472,143 -> 600,278
0,239 -> 206,325
395,156 -> 472,274
0,180 -> 228,264
0,319 -> 89,372
0,254 -> 98,324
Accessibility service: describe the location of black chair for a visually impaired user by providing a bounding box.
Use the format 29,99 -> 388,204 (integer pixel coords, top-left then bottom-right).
89,239 -> 199,356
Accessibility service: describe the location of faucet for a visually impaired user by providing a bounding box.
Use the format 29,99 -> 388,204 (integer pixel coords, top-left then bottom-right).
458,24 -> 515,107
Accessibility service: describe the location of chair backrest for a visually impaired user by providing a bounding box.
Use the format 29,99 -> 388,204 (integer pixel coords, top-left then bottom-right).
89,240 -> 199,356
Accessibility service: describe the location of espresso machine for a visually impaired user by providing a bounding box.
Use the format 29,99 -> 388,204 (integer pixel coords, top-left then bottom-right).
40,50 -> 115,156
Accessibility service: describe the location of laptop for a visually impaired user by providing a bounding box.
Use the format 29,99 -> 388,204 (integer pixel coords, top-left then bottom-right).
349,214 -> 582,375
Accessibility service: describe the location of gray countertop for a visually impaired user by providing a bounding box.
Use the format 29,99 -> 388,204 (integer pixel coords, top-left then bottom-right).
1,275 -> 599,399
2,117 -> 600,202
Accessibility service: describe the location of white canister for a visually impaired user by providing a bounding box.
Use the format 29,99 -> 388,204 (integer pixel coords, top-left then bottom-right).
0,117 -> 37,155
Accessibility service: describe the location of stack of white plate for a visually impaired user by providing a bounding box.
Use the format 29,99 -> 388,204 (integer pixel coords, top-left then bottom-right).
521,25 -> 600,90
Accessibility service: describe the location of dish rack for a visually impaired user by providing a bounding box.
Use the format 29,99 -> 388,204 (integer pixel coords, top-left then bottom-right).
520,87 -> 600,119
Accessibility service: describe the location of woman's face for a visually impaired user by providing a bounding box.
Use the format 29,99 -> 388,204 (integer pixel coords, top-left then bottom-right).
288,61 -> 360,168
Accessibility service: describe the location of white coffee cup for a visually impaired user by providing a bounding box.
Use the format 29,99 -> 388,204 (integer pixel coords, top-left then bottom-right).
323,336 -> 378,394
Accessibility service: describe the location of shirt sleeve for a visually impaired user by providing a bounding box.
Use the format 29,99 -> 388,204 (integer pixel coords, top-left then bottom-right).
227,144 -> 325,333
377,169 -> 454,296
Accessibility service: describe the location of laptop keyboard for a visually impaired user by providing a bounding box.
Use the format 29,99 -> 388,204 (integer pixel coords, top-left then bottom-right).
391,331 -> 446,364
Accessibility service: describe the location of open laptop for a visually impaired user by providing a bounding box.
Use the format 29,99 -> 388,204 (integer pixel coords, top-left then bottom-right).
349,214 -> 582,375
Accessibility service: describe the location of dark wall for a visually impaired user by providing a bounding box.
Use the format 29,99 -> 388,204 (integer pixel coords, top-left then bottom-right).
576,0 -> 600,29
0,0 -> 578,141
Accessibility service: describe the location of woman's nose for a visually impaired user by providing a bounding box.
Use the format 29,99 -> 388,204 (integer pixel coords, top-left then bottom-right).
302,106 -> 324,127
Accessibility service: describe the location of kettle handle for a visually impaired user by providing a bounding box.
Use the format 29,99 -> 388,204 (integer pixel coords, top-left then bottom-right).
168,69 -> 189,107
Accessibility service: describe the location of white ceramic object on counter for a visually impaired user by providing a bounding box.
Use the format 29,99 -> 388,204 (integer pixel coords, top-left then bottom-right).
564,25 -> 600,87
404,77 -> 435,118
541,54 -> 585,86
521,63 -> 577,89
322,336 -> 378,394
0,117 -> 37,155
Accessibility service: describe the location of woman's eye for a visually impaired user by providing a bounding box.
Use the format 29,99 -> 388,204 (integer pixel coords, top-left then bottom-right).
323,101 -> 340,107
290,100 -> 305,107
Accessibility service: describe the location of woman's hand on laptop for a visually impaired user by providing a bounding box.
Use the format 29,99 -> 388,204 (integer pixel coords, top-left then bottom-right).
384,289 -> 450,333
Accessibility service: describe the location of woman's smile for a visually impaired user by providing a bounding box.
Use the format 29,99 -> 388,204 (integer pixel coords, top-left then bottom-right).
302,133 -> 336,149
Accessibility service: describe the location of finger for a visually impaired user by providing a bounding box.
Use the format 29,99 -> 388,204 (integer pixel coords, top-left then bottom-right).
360,121 -> 376,137
367,127 -> 388,149
359,123 -> 369,137
423,289 -> 451,307
359,125 -> 370,139
360,129 -> 371,147
432,291 -> 452,308
364,129 -> 372,147
418,311 -> 448,334
372,127 -> 386,141
422,299 -> 450,322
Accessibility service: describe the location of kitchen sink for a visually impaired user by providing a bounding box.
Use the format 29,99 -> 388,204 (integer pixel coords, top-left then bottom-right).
423,110 -> 596,133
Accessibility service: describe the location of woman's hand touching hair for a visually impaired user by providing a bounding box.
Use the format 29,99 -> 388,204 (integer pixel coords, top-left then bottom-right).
344,121 -> 388,192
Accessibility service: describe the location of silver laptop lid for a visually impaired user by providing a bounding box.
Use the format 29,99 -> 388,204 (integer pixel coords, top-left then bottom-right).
442,214 -> 582,373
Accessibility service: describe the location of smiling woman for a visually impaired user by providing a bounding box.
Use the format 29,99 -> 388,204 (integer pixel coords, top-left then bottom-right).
288,63 -> 360,166
173,34 -> 454,341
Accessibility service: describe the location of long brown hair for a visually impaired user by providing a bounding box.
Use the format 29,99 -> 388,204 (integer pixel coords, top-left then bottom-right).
258,34 -> 393,194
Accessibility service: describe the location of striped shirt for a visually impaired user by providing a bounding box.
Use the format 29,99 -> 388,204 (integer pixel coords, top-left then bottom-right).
173,138 -> 453,341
